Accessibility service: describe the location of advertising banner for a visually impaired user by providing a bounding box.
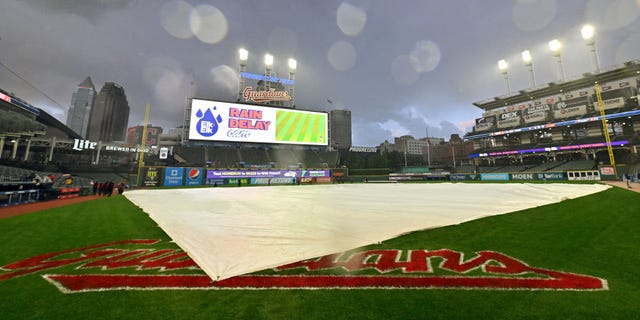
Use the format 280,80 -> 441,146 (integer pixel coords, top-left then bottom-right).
480,173 -> 509,181
509,172 -> 565,181
497,110 -> 522,129
449,174 -> 480,181
163,167 -> 184,187
553,98 -> 589,119
536,172 -> 565,180
523,104 -> 551,124
250,177 -> 295,185
189,99 -> 327,145
598,166 -> 616,180
185,168 -> 203,186
509,173 -> 536,181
474,116 -> 496,132
206,170 -> 330,179
142,167 -> 163,187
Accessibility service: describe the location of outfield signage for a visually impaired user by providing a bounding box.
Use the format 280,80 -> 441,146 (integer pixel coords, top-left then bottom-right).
480,173 -> 509,181
142,167 -> 163,187
163,167 -> 184,187
0,239 -> 608,292
189,99 -> 327,146
449,174 -> 480,181
206,170 -> 330,179
185,168 -> 203,186
536,172 -> 564,180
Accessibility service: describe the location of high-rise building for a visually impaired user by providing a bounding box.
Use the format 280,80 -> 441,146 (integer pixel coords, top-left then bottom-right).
329,109 -> 352,150
87,82 -> 130,142
126,125 -> 163,146
66,77 -> 96,138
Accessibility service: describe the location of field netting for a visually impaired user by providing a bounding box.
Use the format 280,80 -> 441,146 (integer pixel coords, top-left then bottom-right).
124,183 -> 609,281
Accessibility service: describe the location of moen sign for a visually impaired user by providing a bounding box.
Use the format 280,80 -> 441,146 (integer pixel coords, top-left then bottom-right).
242,87 -> 291,103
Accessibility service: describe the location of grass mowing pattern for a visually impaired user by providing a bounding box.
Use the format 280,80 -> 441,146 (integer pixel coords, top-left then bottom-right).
275,110 -> 326,144
0,187 -> 639,319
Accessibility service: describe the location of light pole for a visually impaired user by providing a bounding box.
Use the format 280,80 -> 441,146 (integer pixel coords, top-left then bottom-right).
238,48 -> 248,101
521,50 -> 536,89
581,24 -> 600,72
288,58 -> 296,108
264,53 -> 273,91
425,127 -> 431,167
498,59 -> 511,95
548,39 -> 566,81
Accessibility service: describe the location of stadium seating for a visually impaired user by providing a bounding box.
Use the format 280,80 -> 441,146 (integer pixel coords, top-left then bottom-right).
239,148 -> 270,167
207,146 -> 240,168
550,160 -> 595,171
523,161 -> 565,172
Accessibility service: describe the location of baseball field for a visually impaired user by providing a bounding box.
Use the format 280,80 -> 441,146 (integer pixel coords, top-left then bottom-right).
1,182 -> 639,319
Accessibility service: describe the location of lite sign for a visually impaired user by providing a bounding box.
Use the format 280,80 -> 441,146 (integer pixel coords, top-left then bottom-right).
72,139 -> 97,151
189,99 -> 327,146
72,139 -> 151,153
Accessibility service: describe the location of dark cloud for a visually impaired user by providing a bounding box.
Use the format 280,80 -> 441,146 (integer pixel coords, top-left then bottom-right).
1,0 -> 639,146
21,0 -> 136,22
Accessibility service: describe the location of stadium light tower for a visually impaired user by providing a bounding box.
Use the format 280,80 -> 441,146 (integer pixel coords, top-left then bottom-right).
238,48 -> 248,101
521,50 -> 536,89
288,58 -> 297,108
498,59 -> 511,95
581,24 -> 600,72
264,53 -> 274,94
548,39 -> 566,81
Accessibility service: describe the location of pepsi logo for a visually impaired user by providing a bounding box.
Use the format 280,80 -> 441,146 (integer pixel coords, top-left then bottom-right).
188,169 -> 201,180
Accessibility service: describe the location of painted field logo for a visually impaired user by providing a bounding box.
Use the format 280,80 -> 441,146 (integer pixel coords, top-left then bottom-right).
0,240 -> 607,293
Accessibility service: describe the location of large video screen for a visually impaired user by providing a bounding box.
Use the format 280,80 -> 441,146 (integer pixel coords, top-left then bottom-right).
188,99 -> 328,145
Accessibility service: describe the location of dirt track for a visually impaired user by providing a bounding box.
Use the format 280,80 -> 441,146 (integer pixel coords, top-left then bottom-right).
599,180 -> 640,193
0,195 -> 102,219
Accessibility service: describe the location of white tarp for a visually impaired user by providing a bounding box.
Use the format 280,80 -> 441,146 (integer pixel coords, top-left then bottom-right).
124,183 -> 609,281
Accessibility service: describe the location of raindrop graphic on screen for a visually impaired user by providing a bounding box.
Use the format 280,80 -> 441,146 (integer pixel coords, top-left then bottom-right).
196,107 -> 223,137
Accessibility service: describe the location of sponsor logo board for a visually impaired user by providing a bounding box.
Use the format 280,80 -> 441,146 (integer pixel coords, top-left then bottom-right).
185,168 -> 203,186
163,167 -> 184,187
143,167 -> 162,187
206,170 -> 330,179
480,173 -> 510,181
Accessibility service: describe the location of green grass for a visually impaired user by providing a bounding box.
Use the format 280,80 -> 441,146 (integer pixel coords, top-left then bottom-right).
1,186 -> 639,319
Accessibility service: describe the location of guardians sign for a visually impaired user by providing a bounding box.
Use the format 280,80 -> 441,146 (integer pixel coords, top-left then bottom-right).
0,240 -> 607,292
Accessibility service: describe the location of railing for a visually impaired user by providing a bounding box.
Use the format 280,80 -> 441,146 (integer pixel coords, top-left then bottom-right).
0,189 -> 40,207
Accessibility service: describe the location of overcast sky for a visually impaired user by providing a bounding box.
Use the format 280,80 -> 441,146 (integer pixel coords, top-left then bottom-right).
1,0 -> 639,146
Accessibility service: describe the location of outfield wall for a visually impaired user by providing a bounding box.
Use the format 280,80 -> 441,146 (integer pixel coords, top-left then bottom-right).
138,166 -> 332,187
135,166 -> 615,188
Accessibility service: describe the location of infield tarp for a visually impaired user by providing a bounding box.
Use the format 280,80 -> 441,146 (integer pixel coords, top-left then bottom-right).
124,183 -> 609,281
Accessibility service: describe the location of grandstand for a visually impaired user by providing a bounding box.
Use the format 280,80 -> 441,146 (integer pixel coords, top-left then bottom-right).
465,60 -> 640,174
